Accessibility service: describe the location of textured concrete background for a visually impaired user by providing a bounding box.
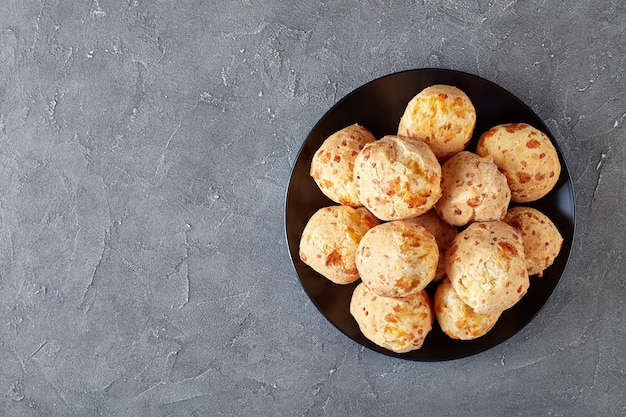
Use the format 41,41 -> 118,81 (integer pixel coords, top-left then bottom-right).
0,0 -> 624,416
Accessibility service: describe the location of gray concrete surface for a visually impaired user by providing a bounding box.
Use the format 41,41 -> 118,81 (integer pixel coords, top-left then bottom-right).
0,0 -> 624,416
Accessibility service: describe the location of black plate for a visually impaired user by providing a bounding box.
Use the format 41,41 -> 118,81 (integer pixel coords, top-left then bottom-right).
284,68 -> 575,361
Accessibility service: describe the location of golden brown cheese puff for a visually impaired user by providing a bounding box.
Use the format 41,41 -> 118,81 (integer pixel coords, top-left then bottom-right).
353,135 -> 442,221
435,151 -> 511,227
434,278 -> 501,340
398,84 -> 476,161
404,210 -> 457,282
356,221 -> 438,298
299,206 -> 379,284
350,283 -> 433,353
503,206 -> 563,277
310,124 -> 376,207
476,123 -> 561,203
445,221 -> 529,314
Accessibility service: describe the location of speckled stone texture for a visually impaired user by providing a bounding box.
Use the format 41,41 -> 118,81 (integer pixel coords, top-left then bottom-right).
0,1 -> 624,416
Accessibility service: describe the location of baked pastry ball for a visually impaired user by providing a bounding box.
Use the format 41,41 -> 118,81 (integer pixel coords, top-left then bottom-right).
434,278 -> 501,340
503,206 -> 563,277
299,205 -> 379,284
310,124 -> 376,206
476,123 -> 561,203
350,283 -> 433,353
405,210 -> 457,282
445,221 -> 529,314
435,151 -> 511,227
356,221 -> 438,298
353,135 -> 442,221
397,84 -> 476,161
